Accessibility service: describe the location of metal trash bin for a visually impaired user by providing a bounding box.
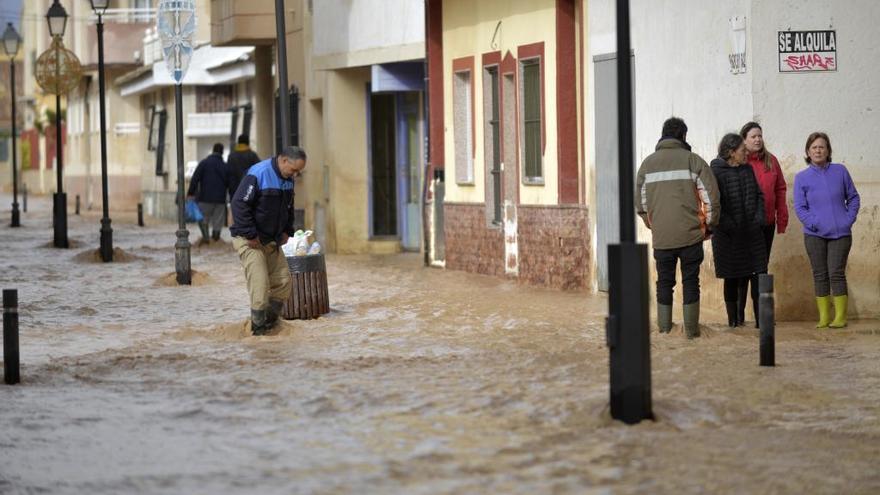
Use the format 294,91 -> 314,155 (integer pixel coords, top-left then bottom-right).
282,254 -> 330,320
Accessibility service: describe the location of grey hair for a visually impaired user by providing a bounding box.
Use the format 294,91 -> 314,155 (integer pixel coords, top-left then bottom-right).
280,146 -> 307,161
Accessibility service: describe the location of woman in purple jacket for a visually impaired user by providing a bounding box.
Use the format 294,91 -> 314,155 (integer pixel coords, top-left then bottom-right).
793,132 -> 860,328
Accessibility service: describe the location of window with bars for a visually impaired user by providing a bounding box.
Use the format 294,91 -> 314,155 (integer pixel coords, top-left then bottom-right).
521,59 -> 542,181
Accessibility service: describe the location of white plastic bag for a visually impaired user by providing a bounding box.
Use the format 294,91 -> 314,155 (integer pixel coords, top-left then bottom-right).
292,229 -> 313,256
307,241 -> 322,255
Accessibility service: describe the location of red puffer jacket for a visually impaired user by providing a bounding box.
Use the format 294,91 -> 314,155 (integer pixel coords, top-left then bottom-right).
746,151 -> 788,233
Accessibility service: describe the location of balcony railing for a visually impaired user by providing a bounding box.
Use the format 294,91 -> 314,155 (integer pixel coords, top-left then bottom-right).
185,113 -> 232,137
88,8 -> 156,24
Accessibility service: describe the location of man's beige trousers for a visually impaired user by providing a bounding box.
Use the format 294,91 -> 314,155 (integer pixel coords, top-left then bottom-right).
233,237 -> 291,311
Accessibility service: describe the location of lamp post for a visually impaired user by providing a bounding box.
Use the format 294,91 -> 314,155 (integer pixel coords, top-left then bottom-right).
606,0 -> 652,424
3,23 -> 21,228
47,0 -> 69,248
89,0 -> 113,262
157,0 -> 196,285
275,0 -> 290,152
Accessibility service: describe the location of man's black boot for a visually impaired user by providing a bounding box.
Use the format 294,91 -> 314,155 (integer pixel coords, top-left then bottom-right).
266,299 -> 284,329
251,309 -> 269,336
212,230 -> 221,242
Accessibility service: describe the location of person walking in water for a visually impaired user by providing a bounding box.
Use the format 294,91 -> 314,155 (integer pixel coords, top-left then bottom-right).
709,133 -> 768,328
636,117 -> 720,339
739,121 -> 788,326
793,132 -> 860,328
230,146 -> 307,335
187,143 -> 233,243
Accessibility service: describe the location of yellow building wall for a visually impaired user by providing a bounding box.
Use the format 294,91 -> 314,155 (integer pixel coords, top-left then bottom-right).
442,0 -> 559,206
322,68 -> 400,255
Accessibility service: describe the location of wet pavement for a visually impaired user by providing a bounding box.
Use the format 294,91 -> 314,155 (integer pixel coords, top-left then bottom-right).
1,194 -> 879,494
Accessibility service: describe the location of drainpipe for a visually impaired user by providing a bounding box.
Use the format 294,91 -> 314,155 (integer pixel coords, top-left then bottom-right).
421,0 -> 432,267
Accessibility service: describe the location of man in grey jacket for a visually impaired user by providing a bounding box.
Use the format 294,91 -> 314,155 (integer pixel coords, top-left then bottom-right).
636,117 -> 720,338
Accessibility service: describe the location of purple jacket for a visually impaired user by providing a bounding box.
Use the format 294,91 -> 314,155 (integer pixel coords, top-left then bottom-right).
793,163 -> 860,239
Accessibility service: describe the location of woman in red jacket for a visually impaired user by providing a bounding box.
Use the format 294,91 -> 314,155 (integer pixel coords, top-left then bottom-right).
738,122 -> 789,326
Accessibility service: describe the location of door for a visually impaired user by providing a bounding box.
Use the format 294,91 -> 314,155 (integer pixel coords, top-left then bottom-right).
397,92 -> 423,250
594,52 -> 634,291
370,93 -> 397,236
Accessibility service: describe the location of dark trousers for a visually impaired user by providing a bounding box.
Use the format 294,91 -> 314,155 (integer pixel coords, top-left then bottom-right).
741,224 -> 775,315
654,242 -> 704,305
804,235 -> 852,296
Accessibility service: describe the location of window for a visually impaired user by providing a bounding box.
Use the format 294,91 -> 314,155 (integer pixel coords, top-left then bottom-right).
453,69 -> 473,184
521,59 -> 542,182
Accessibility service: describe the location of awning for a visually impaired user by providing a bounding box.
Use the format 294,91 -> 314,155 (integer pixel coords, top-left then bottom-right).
118,45 -> 255,97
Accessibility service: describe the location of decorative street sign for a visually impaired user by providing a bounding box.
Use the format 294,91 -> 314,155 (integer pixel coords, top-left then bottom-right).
157,0 -> 196,83
778,30 -> 837,73
34,38 -> 82,95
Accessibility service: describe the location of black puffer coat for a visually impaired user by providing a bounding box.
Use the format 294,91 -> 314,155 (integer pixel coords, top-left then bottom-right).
710,158 -> 768,278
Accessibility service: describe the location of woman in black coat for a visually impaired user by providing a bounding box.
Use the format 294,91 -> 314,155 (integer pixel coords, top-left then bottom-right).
711,133 -> 769,327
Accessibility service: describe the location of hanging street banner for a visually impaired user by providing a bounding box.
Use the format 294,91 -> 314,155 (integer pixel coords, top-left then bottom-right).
778,30 -> 837,72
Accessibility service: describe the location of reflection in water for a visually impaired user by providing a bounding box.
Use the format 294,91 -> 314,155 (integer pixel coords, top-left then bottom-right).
1,195 -> 879,494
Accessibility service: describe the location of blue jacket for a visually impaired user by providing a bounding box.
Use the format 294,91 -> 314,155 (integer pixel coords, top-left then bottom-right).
793,162 -> 860,239
187,152 -> 232,204
230,157 -> 296,244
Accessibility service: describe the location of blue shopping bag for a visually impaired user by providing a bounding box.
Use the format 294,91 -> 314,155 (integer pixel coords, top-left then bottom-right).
185,198 -> 204,223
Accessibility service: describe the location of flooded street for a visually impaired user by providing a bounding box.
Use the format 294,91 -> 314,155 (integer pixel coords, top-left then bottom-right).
2,195 -> 879,494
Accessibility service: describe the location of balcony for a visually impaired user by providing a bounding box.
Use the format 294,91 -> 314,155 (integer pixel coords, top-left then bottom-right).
185,113 -> 232,137
211,0 -> 277,47
81,9 -> 154,69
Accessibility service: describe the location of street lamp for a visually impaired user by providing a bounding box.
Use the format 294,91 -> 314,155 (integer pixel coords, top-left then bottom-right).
157,0 -> 196,285
3,23 -> 21,228
90,0 -> 113,262
606,0 -> 652,424
47,0 -> 69,248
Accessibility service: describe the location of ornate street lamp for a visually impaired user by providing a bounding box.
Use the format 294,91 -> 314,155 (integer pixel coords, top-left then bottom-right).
157,0 -> 196,285
38,0 -> 81,248
89,0 -> 113,261
3,23 -> 21,228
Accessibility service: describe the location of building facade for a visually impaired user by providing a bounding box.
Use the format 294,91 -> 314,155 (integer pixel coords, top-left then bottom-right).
430,0 -> 590,289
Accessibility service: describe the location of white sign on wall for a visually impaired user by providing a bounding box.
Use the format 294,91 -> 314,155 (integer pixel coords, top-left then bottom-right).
729,17 -> 747,74
778,30 -> 837,72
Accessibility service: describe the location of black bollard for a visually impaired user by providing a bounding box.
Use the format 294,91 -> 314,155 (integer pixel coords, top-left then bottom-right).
3,289 -> 20,385
137,203 -> 144,227
75,194 -> 81,215
22,184 -> 27,213
759,274 -> 775,367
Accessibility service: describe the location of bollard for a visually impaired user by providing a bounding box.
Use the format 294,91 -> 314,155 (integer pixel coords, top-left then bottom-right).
3,289 -> 20,385
137,203 -> 144,227
75,194 -> 81,215
759,274 -> 775,367
22,184 -> 27,213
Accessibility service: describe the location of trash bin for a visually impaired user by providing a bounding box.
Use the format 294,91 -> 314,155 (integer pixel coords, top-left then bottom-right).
282,254 -> 330,320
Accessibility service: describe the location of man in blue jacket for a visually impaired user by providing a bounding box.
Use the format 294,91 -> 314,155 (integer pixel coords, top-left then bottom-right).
187,143 -> 233,243
230,146 -> 307,335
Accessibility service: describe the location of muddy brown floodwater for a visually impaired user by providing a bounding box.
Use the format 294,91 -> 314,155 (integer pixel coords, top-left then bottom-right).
1,194 -> 879,494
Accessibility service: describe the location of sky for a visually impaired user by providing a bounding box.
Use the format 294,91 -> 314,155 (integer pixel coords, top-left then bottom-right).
0,0 -> 23,32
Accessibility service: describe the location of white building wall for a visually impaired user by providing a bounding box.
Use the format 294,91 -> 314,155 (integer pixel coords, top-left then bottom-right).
312,0 -> 425,69
588,0 -> 880,319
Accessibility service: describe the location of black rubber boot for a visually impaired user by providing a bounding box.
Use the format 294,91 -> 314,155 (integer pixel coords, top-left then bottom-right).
753,298 -> 760,328
266,299 -> 283,329
211,230 -> 221,242
683,303 -> 701,339
251,309 -> 269,336
736,281 -> 748,326
725,301 -> 738,327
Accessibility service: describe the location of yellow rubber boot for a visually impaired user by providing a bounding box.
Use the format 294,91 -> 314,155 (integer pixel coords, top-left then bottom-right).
816,296 -> 831,328
829,295 -> 848,328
